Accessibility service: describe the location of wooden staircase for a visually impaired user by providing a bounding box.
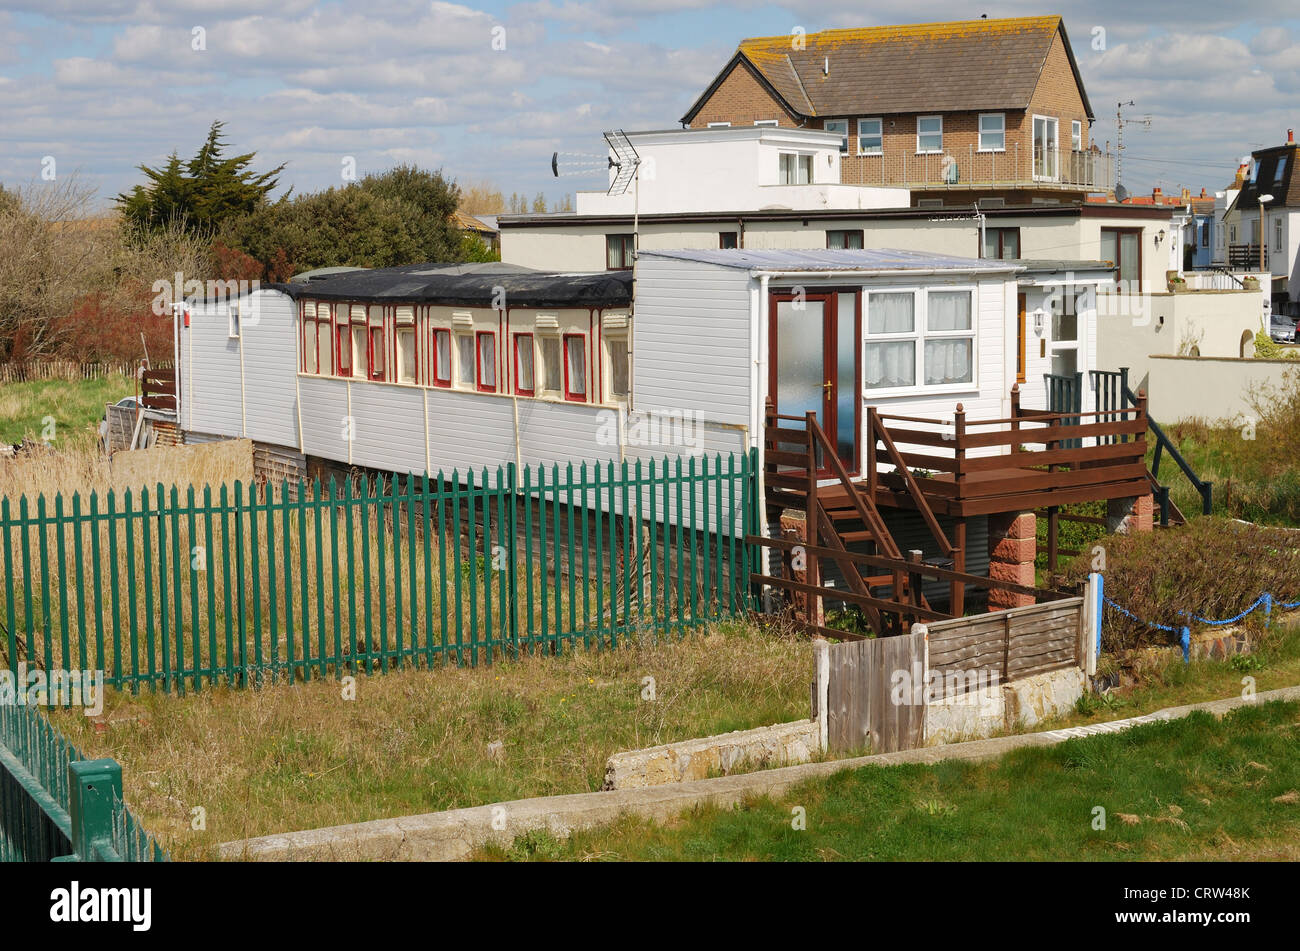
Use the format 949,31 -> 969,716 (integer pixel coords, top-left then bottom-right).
761,401 -> 959,636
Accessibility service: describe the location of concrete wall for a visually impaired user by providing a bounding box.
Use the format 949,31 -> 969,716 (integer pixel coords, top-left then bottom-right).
1096,288 -> 1266,393
574,127 -> 911,217
925,666 -> 1085,745
1147,355 -> 1298,424
603,720 -> 820,789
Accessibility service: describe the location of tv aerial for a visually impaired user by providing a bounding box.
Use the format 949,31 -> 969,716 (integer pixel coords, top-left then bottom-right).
549,129 -> 644,260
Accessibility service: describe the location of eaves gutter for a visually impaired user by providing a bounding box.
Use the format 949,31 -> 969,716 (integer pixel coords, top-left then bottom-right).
746,265 -> 1025,280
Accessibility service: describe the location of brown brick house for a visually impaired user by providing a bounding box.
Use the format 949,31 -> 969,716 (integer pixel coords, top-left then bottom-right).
681,15 -> 1109,205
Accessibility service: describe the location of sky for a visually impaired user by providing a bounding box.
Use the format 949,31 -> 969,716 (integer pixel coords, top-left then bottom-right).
3,0 -> 1300,211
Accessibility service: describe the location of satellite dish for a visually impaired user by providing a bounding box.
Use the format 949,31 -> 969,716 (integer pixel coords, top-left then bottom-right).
1114,183 -> 1129,203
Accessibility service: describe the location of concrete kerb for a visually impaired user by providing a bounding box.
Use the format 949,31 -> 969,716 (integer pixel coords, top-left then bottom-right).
218,684 -> 1300,862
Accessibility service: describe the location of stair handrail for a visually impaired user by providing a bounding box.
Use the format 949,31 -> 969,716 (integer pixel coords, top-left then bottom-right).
869,407 -> 955,558
1122,384 -> 1213,516
804,411 -> 904,561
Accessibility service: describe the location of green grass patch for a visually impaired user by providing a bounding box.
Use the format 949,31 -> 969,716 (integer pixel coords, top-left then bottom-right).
46,620 -> 812,859
0,374 -> 134,447
483,700 -> 1300,861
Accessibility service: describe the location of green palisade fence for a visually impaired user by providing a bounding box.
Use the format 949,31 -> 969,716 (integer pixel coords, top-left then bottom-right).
0,701 -> 165,862
0,451 -> 760,695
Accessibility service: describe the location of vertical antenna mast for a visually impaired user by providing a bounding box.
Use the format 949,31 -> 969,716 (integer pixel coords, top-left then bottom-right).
604,130 -> 642,262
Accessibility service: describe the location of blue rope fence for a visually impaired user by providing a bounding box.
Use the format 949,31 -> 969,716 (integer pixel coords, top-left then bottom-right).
1102,590 -> 1300,662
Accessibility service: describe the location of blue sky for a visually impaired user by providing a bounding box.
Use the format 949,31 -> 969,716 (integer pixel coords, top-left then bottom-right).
3,1 -> 1300,211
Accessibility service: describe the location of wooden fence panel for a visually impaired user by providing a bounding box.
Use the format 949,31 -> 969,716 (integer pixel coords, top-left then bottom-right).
927,597 -> 1084,699
826,630 -> 925,753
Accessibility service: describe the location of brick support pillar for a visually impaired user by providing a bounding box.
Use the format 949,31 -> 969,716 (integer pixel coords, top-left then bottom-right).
988,511 -> 1036,611
778,512 -> 824,626
1106,494 -> 1154,534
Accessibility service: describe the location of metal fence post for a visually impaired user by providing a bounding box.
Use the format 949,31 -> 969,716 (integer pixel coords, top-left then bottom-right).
65,758 -> 123,862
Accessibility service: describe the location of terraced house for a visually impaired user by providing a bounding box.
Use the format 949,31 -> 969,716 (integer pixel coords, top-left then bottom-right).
682,15 -> 1110,205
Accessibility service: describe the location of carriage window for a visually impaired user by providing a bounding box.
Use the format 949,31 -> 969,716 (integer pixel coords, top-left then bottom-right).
564,334 -> 587,401
539,336 -> 562,397
606,335 -> 629,403
514,333 -> 535,395
476,331 -> 497,392
456,333 -> 475,388
395,328 -> 416,384
431,329 -> 451,386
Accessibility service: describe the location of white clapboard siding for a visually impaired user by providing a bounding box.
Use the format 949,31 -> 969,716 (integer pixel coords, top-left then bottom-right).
183,299 -> 244,438
297,376 -> 350,462
239,291 -> 300,447
348,382 -> 428,475
424,388 -> 520,480
516,399 -> 619,471
181,289 -> 299,448
633,256 -> 753,426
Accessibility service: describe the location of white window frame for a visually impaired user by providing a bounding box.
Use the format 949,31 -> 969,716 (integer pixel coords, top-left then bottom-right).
706,121 -> 732,128
1071,120 -> 1082,152
916,115 -> 943,154
228,302 -> 241,339
603,333 -> 630,405
861,286 -> 978,397
752,119 -> 779,127
857,118 -> 883,155
823,118 -> 849,154
778,151 -> 814,185
454,332 -> 476,390
538,334 -> 563,398
395,327 -> 416,385
1032,114 -> 1060,181
978,113 -> 1005,153
1048,288 -> 1087,378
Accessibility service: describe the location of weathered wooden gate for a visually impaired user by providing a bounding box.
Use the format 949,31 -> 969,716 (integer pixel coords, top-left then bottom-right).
825,630 -> 926,754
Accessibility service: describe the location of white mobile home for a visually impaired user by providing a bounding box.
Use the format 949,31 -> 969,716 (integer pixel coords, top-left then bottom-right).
173,249 -> 1148,619
175,250 -> 1109,482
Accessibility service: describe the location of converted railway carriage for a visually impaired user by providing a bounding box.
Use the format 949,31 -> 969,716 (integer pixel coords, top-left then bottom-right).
175,249 -> 1148,619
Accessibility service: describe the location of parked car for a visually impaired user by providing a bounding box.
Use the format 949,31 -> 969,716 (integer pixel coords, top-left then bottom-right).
1269,313 -> 1297,344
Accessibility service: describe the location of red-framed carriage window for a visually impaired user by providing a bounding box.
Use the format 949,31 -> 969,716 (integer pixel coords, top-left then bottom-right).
369,325 -> 386,381
476,331 -> 498,393
431,328 -> 451,386
513,333 -> 535,396
336,317 -> 352,375
563,333 -> 587,402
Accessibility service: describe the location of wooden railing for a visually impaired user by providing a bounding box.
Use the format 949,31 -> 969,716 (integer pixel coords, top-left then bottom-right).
140,367 -> 177,412
869,385 -> 1150,515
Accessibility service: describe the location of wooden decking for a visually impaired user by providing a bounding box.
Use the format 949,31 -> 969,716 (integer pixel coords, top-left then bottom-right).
751,385 -> 1153,639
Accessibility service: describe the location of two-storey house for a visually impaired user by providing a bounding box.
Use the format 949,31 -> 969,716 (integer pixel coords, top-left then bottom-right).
680,15 -> 1109,206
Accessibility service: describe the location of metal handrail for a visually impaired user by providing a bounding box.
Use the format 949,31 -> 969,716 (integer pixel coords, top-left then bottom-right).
1122,383 -> 1213,518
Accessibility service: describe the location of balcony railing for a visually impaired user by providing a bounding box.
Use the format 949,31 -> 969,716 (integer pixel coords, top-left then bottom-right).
1227,244 -> 1268,270
838,144 -> 1114,191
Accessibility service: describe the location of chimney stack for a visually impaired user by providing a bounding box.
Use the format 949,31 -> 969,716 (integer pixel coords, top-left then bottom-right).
1290,129 -> 1295,144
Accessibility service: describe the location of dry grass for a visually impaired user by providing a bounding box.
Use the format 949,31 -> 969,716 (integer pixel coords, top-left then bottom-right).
0,439 -> 254,504
46,620 -> 812,859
